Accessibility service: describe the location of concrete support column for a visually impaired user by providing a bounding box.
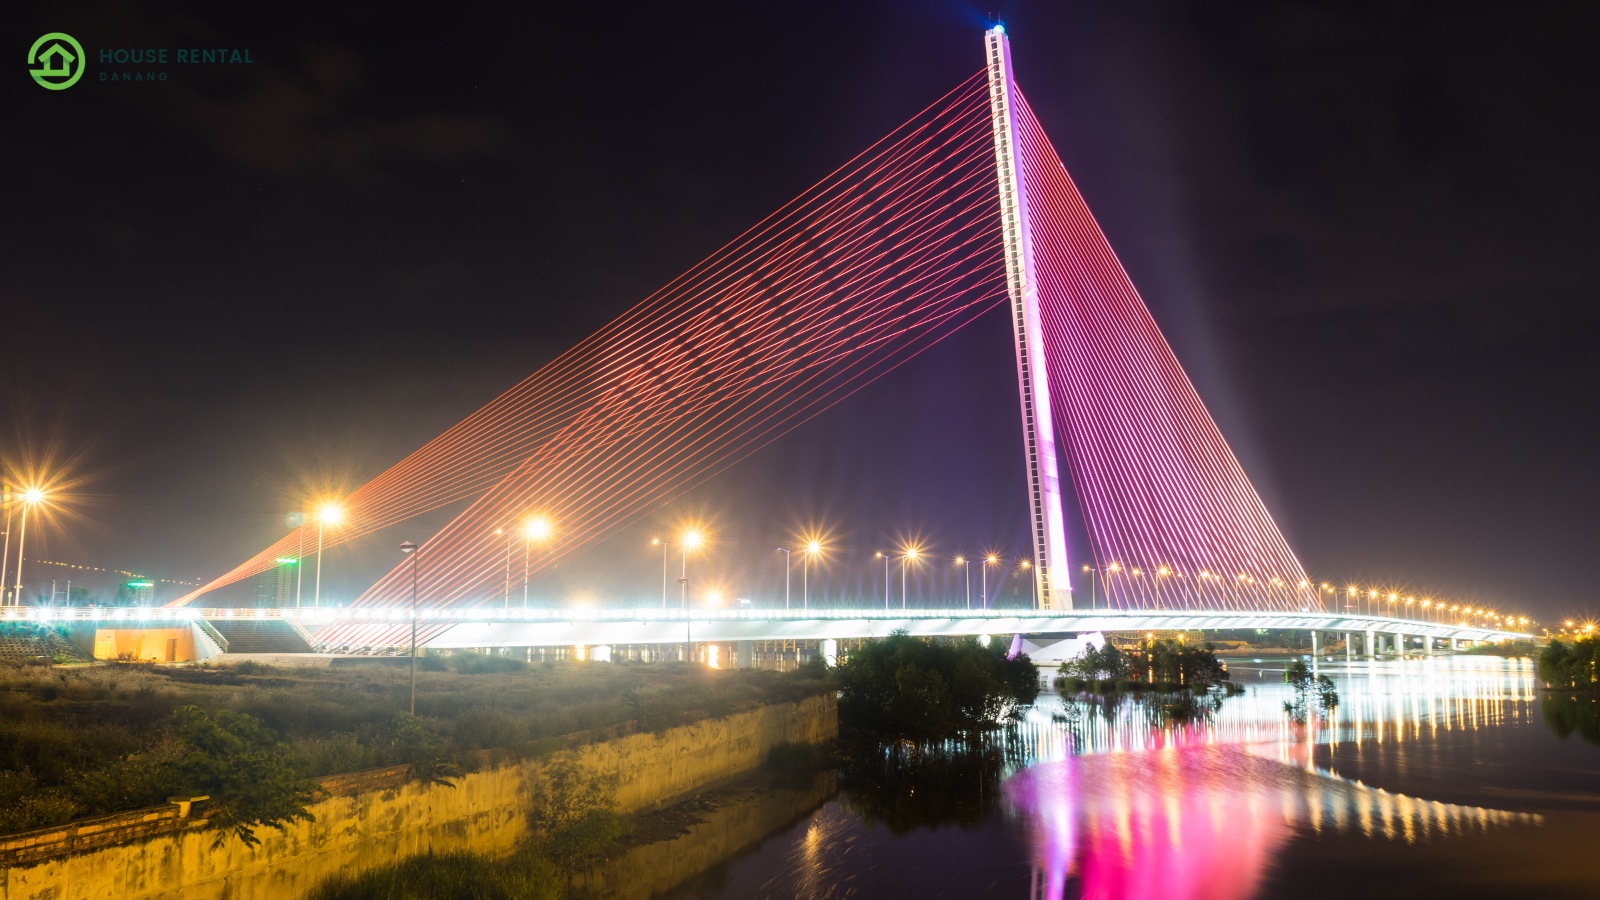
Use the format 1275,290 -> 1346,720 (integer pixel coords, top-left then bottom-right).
1311,630 -> 1320,657
1345,632 -> 1353,661
1365,629 -> 1376,659
820,638 -> 839,667
737,640 -> 753,668
1451,637 -> 1461,651
1425,636 -> 1434,656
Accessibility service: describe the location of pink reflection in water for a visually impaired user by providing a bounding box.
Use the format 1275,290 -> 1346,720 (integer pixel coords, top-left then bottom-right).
1009,744 -> 1292,900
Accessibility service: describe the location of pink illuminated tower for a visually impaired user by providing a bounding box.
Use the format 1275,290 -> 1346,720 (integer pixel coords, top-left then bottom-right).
985,25 -> 1072,609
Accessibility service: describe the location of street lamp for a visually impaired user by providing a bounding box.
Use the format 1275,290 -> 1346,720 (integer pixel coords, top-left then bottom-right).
10,489 -> 46,606
313,502 -> 342,608
776,547 -> 791,609
1081,564 -> 1095,609
522,516 -> 552,607
1106,561 -> 1122,606
875,552 -> 890,609
680,528 -> 702,609
803,540 -> 822,609
900,546 -> 920,609
955,556 -> 970,609
399,540 -> 419,716
984,554 -> 998,610
1019,559 -> 1034,607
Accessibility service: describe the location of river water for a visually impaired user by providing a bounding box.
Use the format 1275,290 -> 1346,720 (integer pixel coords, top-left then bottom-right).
656,656 -> 1600,899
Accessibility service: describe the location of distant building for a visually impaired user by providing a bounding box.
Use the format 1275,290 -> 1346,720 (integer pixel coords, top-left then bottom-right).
253,558 -> 296,608
124,578 -> 155,606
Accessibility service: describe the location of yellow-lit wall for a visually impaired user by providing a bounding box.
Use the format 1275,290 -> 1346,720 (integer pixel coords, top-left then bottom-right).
90,628 -> 197,662
0,693 -> 836,900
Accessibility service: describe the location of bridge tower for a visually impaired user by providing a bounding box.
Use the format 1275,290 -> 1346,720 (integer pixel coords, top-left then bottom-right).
985,26 -> 1071,609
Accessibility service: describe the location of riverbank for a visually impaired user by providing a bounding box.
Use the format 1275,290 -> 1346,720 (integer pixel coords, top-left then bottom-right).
0,693 -> 836,899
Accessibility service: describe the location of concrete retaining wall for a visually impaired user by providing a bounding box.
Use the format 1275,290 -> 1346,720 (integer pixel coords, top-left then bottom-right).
0,693 -> 836,900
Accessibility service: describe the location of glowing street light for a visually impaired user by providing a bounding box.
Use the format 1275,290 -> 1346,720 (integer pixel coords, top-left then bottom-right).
311,502 -> 343,609
900,545 -> 921,609
521,515 -> 553,607
679,527 -> 703,609
875,552 -> 890,609
803,539 -> 822,609
955,556 -> 971,609
984,554 -> 999,610
8,488 -> 46,606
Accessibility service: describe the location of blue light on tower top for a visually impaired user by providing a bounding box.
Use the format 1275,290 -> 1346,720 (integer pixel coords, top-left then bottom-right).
994,23 -> 1005,34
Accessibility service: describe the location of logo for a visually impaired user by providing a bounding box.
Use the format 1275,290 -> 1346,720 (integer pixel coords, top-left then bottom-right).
29,32 -> 84,90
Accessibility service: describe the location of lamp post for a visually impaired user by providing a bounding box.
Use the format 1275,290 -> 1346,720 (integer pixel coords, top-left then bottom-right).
399,540 -> 419,716
876,552 -> 890,609
777,547 -> 791,609
803,540 -> 820,609
984,554 -> 998,610
955,556 -> 970,609
523,516 -> 551,607
1019,559 -> 1034,607
11,489 -> 44,606
1,487 -> 14,606
680,528 -> 702,609
900,547 -> 919,609
313,503 -> 342,608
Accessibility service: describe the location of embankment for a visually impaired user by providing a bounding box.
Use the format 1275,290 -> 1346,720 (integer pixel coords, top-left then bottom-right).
0,693 -> 836,900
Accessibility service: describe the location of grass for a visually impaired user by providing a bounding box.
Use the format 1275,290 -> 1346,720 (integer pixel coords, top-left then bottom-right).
0,654 -> 830,835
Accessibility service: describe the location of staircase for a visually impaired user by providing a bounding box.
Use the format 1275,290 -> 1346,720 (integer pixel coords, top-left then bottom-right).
0,623 -> 91,662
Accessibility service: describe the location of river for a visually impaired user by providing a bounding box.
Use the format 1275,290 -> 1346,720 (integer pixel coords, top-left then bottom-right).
652,656 -> 1600,899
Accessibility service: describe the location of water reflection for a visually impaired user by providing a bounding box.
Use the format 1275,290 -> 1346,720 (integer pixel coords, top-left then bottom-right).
1005,658 -> 1545,900
1541,695 -> 1600,745
1008,745 -> 1537,900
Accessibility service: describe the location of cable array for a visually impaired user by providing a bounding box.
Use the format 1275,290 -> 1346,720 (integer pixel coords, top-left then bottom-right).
1013,89 -> 1316,611
174,74 -> 1011,640
181,64 -> 1322,641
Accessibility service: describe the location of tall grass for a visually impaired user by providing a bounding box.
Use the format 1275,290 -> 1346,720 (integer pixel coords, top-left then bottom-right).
0,656 -> 829,835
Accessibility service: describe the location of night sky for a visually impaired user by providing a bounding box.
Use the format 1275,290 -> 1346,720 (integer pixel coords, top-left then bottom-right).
4,2 -> 1597,621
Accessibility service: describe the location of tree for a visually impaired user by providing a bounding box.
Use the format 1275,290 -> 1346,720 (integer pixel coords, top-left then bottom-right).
1540,638 -> 1598,691
1283,661 -> 1339,723
170,706 -> 322,848
837,632 -> 1038,741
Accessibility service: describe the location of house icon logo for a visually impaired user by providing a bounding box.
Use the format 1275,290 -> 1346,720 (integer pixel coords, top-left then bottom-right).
29,32 -> 85,90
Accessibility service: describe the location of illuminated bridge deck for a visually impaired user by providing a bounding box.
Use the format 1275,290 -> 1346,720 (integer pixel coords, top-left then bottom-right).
2,605 -> 1532,649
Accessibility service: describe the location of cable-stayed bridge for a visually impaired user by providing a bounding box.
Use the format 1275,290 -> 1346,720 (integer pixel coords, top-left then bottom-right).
152,29 -> 1528,655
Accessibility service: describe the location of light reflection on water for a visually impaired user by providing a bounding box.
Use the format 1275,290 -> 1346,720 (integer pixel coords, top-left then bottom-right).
1006,657 -> 1543,900
661,657 -> 1589,899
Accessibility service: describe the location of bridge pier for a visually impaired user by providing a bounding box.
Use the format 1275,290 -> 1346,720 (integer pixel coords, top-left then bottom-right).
821,638 -> 839,667
737,640 -> 753,668
1344,632 -> 1353,661
1311,630 -> 1320,657
1365,629 -> 1376,659
1424,635 -> 1434,655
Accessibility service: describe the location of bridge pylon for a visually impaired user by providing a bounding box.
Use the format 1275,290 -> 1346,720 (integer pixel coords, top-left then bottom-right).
985,26 -> 1071,609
